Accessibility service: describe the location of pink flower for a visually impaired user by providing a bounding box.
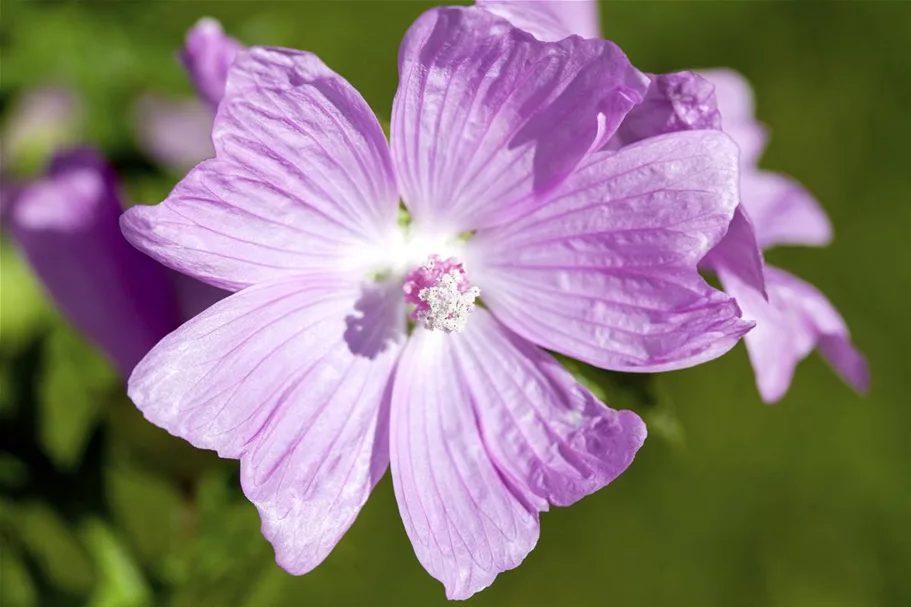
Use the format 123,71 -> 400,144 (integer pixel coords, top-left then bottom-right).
120,7 -> 749,598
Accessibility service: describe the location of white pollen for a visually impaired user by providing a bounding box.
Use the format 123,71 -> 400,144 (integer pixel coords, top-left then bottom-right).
415,270 -> 481,333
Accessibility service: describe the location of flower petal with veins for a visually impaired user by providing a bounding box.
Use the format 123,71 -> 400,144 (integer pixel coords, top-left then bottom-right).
473,131 -> 752,372
392,6 -> 648,234
129,277 -> 404,573
121,47 -> 400,291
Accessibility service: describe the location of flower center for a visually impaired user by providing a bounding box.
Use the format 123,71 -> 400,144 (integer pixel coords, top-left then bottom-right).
402,254 -> 480,333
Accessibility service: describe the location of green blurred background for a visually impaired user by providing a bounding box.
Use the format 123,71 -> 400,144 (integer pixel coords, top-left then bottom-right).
1,1 -> 909,606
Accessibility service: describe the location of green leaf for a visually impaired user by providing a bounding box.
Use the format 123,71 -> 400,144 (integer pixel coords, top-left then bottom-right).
106,457 -> 184,576
559,355 -> 658,410
0,540 -> 38,607
0,241 -> 52,355
80,519 -> 151,607
105,391 -> 219,481
640,406 -> 687,450
169,467 -> 275,607
38,322 -> 118,470
122,174 -> 181,209
14,501 -> 95,594
0,453 -> 29,489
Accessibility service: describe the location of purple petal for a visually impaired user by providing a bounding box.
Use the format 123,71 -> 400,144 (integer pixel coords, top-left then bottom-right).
450,310 -> 646,509
698,69 -> 831,250
121,47 -> 400,291
391,6 -> 648,234
8,148 -> 179,376
181,17 -> 244,109
763,267 -> 869,395
0,181 -> 22,224
390,317 -> 539,600
132,94 -> 215,171
720,265 -> 868,403
128,276 -> 404,573
701,204 -> 768,298
697,69 -> 768,167
716,264 -> 801,403
740,170 -> 833,249
609,71 -> 722,149
476,0 -> 601,41
168,270 -> 228,321
472,130 -> 753,372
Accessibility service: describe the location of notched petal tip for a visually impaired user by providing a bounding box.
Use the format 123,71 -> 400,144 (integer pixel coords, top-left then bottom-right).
476,0 -> 602,42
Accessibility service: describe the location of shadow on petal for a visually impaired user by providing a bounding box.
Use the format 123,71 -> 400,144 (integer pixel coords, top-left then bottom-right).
344,280 -> 406,360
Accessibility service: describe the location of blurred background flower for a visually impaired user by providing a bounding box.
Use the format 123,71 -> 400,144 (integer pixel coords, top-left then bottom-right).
0,2 -> 908,606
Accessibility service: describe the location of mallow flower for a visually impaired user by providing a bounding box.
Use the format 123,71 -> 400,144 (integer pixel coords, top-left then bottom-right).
700,69 -> 869,403
6,147 -> 223,376
134,18 -> 242,171
120,7 -> 750,599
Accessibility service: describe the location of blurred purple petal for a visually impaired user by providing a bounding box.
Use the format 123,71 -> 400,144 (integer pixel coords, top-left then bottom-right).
391,6 -> 648,234
128,277 -> 403,572
473,130 -> 752,372
8,148 -> 179,375
0,181 -> 22,224
698,69 -> 768,167
740,170 -> 833,248
721,265 -> 868,403
763,267 -> 869,394
1,85 -> 83,165
698,68 -> 864,399
121,47 -> 400,291
717,264 -> 801,403
132,94 -> 215,171
168,270 -> 228,320
181,17 -> 244,109
476,0 -> 601,41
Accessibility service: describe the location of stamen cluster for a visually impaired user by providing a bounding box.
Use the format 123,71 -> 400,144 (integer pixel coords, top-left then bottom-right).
403,254 -> 480,333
